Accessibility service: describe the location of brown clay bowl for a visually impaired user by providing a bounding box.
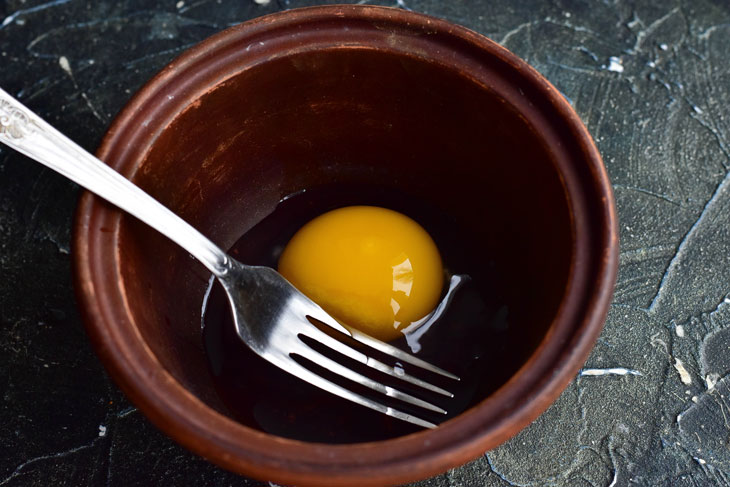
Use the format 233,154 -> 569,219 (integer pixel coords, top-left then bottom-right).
73,5 -> 618,486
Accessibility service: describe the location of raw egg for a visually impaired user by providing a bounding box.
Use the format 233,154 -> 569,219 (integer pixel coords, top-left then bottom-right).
278,206 -> 444,341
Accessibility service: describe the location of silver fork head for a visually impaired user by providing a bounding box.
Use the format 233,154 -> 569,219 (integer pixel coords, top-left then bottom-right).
218,260 -> 459,429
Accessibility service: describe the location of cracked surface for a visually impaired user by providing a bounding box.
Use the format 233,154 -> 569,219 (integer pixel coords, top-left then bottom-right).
2,0 -> 730,485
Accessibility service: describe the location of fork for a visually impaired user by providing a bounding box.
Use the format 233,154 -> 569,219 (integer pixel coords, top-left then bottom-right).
0,87 -> 458,429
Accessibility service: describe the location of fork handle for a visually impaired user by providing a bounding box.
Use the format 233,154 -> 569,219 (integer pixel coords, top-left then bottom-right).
0,87 -> 230,277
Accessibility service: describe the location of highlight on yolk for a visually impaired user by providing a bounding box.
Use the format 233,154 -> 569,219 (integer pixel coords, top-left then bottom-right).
277,206 -> 443,341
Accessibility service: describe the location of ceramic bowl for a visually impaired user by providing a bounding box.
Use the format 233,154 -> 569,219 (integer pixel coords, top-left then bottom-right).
73,5 -> 618,486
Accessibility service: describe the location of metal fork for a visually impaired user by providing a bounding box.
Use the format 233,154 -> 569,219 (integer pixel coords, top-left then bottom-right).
0,87 -> 458,429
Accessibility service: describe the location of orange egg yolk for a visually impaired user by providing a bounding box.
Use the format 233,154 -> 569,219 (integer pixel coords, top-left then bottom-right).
277,206 -> 444,341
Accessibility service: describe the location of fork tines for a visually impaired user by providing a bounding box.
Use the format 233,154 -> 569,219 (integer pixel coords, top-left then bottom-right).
285,308 -> 460,429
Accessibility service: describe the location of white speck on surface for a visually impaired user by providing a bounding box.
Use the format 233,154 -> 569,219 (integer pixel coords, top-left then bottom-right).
674,358 -> 692,384
58,56 -> 72,75
705,373 -> 720,390
253,0 -> 271,4
647,60 -> 656,68
176,0 -> 185,8
659,43 -> 668,50
676,325 -> 685,337
607,56 -> 624,73
692,105 -> 703,114
692,396 -> 699,403
626,15 -> 641,29
694,457 -> 706,465
98,425 -> 107,437
579,368 -> 642,377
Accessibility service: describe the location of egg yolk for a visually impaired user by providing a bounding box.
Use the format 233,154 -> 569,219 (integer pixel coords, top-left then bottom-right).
277,206 -> 443,341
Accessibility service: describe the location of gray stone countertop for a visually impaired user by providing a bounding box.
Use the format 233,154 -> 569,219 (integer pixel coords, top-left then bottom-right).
2,0 -> 730,485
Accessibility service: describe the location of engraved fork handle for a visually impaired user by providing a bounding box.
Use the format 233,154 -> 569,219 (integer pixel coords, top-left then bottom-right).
0,87 -> 230,276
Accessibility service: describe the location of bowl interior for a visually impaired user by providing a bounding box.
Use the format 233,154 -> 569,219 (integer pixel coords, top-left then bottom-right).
113,44 -> 573,441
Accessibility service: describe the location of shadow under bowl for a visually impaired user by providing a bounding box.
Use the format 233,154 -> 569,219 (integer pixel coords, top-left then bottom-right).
73,5 -> 618,486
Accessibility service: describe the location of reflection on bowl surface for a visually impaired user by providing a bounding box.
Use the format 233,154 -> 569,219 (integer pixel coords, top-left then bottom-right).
74,5 -> 616,486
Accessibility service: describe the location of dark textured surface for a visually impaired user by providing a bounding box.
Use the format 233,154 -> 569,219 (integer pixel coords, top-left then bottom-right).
1,0 -> 729,485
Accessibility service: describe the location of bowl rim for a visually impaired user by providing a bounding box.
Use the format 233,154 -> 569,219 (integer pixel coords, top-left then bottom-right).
72,5 -> 618,486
